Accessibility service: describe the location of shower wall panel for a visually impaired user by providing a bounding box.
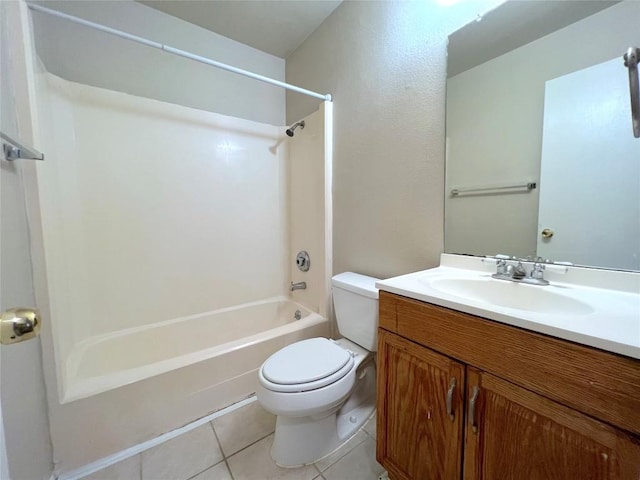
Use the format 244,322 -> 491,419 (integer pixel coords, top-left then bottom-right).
288,106 -> 328,316
35,73 -> 289,362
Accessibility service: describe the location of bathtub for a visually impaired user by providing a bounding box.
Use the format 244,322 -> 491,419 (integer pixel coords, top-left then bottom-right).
62,297 -> 329,403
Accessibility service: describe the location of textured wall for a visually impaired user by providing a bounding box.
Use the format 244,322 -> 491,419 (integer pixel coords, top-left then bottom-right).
286,0 -> 501,279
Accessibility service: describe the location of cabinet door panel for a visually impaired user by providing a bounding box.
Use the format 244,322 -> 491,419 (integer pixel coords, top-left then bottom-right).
464,368 -> 640,480
377,329 -> 464,480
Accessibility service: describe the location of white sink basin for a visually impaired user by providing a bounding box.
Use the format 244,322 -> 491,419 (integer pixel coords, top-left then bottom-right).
375,254 -> 640,359
423,277 -> 594,316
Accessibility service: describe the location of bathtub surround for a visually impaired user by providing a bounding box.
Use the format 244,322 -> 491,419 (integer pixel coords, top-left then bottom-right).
24,68 -> 331,472
40,296 -> 328,474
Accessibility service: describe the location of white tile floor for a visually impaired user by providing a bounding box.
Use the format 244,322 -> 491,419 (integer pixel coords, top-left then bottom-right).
84,400 -> 384,480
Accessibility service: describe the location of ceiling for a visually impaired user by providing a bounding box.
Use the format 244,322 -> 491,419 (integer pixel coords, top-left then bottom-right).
448,0 -> 619,77
138,0 -> 342,58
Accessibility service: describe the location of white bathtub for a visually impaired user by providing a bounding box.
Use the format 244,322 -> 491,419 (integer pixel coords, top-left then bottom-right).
63,297 -> 328,403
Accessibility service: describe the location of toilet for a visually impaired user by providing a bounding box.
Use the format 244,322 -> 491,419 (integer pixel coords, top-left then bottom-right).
256,272 -> 379,467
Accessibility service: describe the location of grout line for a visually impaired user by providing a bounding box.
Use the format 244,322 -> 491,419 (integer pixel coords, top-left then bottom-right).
184,459 -> 226,480
210,420 -> 236,479
225,431 -> 274,460
223,458 -> 235,480
210,421 -> 226,458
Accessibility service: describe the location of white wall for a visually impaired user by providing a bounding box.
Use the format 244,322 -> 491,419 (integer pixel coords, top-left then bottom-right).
0,2 -> 53,479
286,0 -> 502,278
30,0 -> 285,125
445,1 -> 640,258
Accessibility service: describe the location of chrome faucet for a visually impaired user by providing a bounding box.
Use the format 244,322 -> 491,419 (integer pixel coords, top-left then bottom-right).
490,256 -> 549,286
290,281 -> 307,291
507,261 -> 527,280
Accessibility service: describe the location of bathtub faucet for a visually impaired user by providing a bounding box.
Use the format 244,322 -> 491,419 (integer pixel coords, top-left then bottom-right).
290,281 -> 307,291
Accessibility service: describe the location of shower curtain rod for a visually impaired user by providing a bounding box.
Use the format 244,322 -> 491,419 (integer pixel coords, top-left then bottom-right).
27,3 -> 332,102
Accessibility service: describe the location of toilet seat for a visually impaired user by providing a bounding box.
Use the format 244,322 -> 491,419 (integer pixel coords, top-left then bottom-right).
259,338 -> 355,393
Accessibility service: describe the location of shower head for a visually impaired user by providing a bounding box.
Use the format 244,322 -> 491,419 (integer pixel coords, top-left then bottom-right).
286,120 -> 305,137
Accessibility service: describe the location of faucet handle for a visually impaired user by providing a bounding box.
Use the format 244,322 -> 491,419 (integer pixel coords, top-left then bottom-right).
530,262 -> 545,279
483,254 -> 510,273
495,258 -> 509,274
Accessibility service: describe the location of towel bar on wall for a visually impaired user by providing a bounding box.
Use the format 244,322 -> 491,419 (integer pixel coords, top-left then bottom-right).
450,181 -> 537,197
1,132 -> 45,161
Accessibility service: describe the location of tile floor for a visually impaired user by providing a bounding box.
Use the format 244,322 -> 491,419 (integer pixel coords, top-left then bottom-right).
85,399 -> 384,480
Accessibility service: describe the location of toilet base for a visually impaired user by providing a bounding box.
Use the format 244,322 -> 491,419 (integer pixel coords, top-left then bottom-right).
270,361 -> 376,467
271,412 -> 341,467
271,403 -> 376,468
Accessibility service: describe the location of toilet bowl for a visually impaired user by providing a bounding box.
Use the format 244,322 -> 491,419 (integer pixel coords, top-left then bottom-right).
256,272 -> 379,467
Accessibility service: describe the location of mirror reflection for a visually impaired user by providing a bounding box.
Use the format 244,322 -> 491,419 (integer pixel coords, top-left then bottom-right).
444,0 -> 640,271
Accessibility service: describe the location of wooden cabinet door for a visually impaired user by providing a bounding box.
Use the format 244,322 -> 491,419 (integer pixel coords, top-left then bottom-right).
377,329 -> 465,480
464,368 -> 640,480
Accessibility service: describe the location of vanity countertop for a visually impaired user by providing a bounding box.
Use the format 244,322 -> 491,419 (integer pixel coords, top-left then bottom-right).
376,254 -> 640,359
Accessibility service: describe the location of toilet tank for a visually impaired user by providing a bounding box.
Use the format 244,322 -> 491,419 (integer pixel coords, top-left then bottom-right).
331,272 -> 380,351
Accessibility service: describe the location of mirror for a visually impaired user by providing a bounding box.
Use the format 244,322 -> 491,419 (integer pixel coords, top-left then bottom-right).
444,0 -> 640,271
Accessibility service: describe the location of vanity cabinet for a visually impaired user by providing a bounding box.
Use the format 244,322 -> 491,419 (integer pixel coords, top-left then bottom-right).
376,292 -> 640,480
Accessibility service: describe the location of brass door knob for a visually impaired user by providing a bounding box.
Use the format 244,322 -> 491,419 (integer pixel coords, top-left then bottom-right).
1,308 -> 41,344
541,228 -> 554,239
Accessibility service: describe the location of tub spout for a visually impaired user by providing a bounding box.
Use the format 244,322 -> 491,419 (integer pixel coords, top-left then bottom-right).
290,281 -> 306,291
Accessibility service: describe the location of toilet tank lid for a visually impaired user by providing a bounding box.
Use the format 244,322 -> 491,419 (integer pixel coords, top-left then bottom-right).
332,272 -> 379,299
